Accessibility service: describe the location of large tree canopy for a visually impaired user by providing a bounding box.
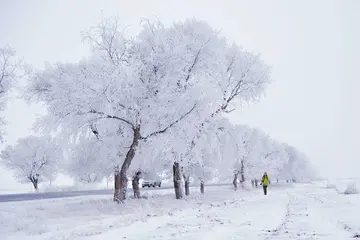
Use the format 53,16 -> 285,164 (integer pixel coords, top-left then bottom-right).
26,17 -> 271,201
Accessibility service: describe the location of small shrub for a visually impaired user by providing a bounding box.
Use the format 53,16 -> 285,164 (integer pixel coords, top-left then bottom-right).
343,182 -> 358,195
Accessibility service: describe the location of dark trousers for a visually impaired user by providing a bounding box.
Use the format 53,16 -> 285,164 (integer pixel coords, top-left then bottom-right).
263,185 -> 268,195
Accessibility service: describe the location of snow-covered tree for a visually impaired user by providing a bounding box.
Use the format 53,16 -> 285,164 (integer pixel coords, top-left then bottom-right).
232,126 -> 259,188
173,118 -> 286,193
191,127 -> 223,194
179,41 -> 271,183
177,118 -> 249,193
0,135 -> 61,190
234,128 -> 290,185
198,118 -> 251,192
0,47 -> 28,142
211,124 -> 289,189
65,136 -> 116,184
166,38 -> 271,197
179,118 -> 226,194
261,139 -> 289,182
0,47 -> 16,92
26,17 -> 271,202
280,144 -> 316,182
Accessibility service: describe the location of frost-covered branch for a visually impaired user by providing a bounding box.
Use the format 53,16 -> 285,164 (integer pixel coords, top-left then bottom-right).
89,109 -> 134,128
142,102 -> 197,139
82,16 -> 130,65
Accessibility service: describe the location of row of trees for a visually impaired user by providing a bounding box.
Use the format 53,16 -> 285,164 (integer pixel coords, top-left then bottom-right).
0,17 -> 315,201
0,117 -> 315,195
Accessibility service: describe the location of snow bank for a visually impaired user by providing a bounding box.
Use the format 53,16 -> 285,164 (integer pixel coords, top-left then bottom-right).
343,182 -> 358,195
270,182 -> 294,188
4,183 -> 359,239
0,188 -> 32,194
0,185 -> 258,239
2,182 -> 359,240
40,181 -> 175,193
325,182 -> 337,189
324,178 -> 360,195
41,184 -> 100,193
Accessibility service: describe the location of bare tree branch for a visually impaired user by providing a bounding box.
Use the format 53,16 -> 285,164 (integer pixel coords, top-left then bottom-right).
90,123 -> 100,139
81,16 -> 130,65
264,150 -> 278,159
142,102 -> 197,139
38,158 -> 49,171
89,109 -> 134,128
224,108 -> 235,114
226,55 -> 259,104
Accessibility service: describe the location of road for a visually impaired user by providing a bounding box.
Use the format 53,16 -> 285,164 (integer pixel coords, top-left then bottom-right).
0,183 -> 231,203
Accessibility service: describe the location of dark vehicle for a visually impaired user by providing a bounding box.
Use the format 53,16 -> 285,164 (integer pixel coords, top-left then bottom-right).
142,180 -> 162,188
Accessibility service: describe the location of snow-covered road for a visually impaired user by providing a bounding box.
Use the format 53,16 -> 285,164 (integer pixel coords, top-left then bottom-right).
1,182 -> 359,240
0,183 -> 231,203
0,186 -> 174,203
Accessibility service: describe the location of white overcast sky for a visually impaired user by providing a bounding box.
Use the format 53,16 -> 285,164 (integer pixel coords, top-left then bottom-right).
0,0 -> 359,190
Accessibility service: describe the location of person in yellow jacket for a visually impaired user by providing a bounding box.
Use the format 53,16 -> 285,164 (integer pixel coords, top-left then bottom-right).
261,172 -> 269,195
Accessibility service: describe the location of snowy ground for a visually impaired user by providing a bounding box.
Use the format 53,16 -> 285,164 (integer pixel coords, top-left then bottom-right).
0,182 -> 359,240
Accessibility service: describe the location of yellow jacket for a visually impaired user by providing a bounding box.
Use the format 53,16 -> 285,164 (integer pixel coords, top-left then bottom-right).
262,175 -> 269,185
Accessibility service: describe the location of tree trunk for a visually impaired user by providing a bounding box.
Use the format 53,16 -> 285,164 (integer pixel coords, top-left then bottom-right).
233,173 -> 239,191
132,170 -> 141,199
200,180 -> 204,194
113,169 -> 120,201
30,177 -> 38,191
173,162 -> 183,199
32,180 -> 38,191
113,126 -> 141,203
240,159 -> 245,188
184,175 -> 190,196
